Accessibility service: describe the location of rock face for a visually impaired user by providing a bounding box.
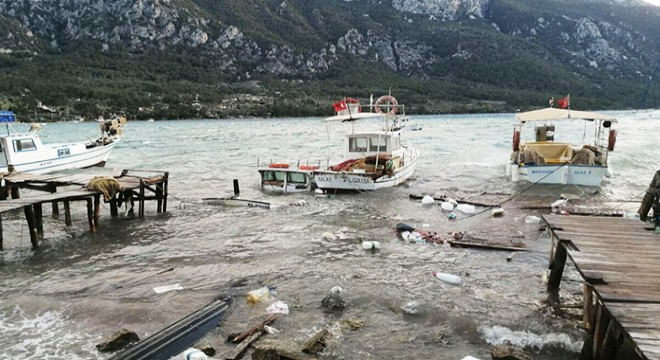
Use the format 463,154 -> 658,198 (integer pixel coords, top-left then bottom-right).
95,328 -> 140,353
0,0 -> 658,104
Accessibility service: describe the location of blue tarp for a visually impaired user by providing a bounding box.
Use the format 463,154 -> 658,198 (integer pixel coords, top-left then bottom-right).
0,111 -> 16,123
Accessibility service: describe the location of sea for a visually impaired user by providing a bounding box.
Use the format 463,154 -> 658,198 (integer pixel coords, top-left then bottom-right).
0,109 -> 657,359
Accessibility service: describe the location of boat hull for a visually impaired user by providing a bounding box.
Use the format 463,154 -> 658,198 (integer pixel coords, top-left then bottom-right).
517,164 -> 607,186
203,197 -> 271,209
314,149 -> 419,191
0,139 -> 119,174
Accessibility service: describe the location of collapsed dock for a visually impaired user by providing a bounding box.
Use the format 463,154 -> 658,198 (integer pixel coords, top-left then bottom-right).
544,215 -> 660,360
0,169 -> 168,250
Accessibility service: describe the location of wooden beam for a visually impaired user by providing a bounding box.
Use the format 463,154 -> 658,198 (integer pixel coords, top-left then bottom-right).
583,283 -> 594,330
139,179 -> 145,217
592,302 -> 611,360
23,205 -> 38,248
156,181 -> 163,213
10,186 -> 19,199
0,215 -> 3,251
64,201 -> 72,226
94,194 -> 101,229
86,198 -> 95,233
34,203 -> 43,234
163,172 -> 169,213
600,322 -> 622,360
51,201 -> 59,216
110,198 -> 118,217
548,240 -> 567,291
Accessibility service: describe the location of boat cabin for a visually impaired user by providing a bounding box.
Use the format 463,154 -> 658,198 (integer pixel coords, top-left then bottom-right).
345,132 -> 401,159
258,165 -> 317,193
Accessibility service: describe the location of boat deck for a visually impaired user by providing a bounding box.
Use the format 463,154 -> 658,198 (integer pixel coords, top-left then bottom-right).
0,169 -> 169,250
544,215 -> 660,359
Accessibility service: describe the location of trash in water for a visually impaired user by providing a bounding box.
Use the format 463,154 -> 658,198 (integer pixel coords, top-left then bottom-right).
246,286 -> 276,303
400,231 -> 411,241
446,197 -> 458,206
264,325 -> 280,334
447,212 -> 457,220
559,210 -> 570,215
461,356 -> 481,360
422,223 -> 430,228
440,202 -> 454,211
432,271 -> 462,285
172,348 -> 209,360
331,286 -> 344,295
623,211 -> 641,220
266,300 -> 289,315
401,300 -> 422,315
524,215 -> 541,224
362,241 -> 381,250
153,283 -> 184,294
456,204 -> 476,213
551,198 -> 568,208
421,195 -> 435,205
491,208 -> 504,217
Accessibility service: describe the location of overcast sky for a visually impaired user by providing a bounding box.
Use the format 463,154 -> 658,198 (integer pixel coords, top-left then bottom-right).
643,0 -> 660,5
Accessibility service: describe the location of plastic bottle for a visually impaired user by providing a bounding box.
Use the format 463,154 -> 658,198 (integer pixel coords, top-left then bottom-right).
173,348 -> 209,360
246,286 -> 275,303
432,271 -> 462,285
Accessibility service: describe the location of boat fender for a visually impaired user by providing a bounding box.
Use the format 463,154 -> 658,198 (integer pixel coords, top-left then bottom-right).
268,163 -> 289,169
385,159 -> 394,173
512,130 -> 520,151
374,95 -> 399,115
607,129 -> 616,151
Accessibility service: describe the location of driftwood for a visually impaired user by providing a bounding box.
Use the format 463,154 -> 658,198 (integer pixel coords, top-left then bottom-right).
225,330 -> 265,360
231,314 -> 277,344
449,240 -> 528,252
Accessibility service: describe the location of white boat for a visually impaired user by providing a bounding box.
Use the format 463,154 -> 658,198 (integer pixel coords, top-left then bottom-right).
0,111 -> 124,174
316,95 -> 421,191
258,95 -> 420,192
507,107 -> 617,186
258,163 -> 318,193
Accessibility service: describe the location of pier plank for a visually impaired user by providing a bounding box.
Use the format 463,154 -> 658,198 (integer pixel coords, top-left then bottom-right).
544,215 -> 660,360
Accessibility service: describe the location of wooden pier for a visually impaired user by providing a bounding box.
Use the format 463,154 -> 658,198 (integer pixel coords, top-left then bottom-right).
544,215 -> 660,360
0,169 -> 168,250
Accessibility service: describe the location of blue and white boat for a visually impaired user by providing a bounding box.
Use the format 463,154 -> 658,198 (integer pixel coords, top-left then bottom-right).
507,107 -> 617,187
0,111 -> 124,174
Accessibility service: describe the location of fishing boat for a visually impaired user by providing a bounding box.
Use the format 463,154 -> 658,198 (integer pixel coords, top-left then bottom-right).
313,95 -> 419,191
0,111 -> 125,174
257,95 -> 419,192
257,162 -> 318,193
507,107 -> 617,186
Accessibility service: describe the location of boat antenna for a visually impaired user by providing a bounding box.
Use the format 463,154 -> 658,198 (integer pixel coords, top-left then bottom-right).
640,60 -> 660,108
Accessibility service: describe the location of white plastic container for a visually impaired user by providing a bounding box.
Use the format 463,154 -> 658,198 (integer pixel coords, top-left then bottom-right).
432,271 -> 462,285
440,202 -> 454,211
400,231 -> 411,241
456,204 -> 476,214
173,348 -> 210,360
525,215 -> 541,224
421,195 -> 435,205
505,160 -> 512,177
511,164 -> 519,181
362,241 -> 381,250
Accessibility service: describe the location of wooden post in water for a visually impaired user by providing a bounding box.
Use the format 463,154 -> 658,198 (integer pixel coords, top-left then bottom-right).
162,172 -> 169,213
139,179 -> 145,217
86,198 -> 95,233
592,301 -> 611,359
23,205 -> 38,248
0,216 -> 3,251
156,180 -> 163,213
10,185 -> 19,199
94,194 -> 101,229
110,197 -> 118,217
64,201 -> 72,226
52,201 -> 59,216
583,283 -> 594,330
34,203 -> 43,235
548,241 -> 567,291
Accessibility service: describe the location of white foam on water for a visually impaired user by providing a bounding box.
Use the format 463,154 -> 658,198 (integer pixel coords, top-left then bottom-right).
0,305 -> 99,359
479,325 -> 582,353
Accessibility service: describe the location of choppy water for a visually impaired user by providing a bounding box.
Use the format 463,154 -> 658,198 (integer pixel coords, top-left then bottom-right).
0,110 -> 657,359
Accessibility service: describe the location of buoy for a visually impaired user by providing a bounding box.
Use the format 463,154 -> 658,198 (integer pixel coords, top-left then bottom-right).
512,130 -> 521,151
607,129 -> 617,151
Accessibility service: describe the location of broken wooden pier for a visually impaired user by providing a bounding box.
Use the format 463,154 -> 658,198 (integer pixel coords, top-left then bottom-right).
0,169 -> 169,250
544,215 -> 660,360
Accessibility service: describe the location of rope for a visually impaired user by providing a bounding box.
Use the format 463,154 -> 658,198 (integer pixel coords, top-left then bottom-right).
119,138 -> 150,158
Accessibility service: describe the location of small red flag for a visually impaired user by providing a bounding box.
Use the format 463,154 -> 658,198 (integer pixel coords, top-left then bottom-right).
332,100 -> 347,112
557,96 -> 570,109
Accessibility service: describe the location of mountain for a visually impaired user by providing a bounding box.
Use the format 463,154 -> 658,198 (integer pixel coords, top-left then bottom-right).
0,0 -> 658,119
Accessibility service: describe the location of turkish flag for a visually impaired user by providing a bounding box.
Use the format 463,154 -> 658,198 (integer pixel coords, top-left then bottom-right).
332,100 -> 347,112
557,96 -> 570,109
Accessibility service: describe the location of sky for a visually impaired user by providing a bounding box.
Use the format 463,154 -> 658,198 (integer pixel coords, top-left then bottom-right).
643,0 -> 660,5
